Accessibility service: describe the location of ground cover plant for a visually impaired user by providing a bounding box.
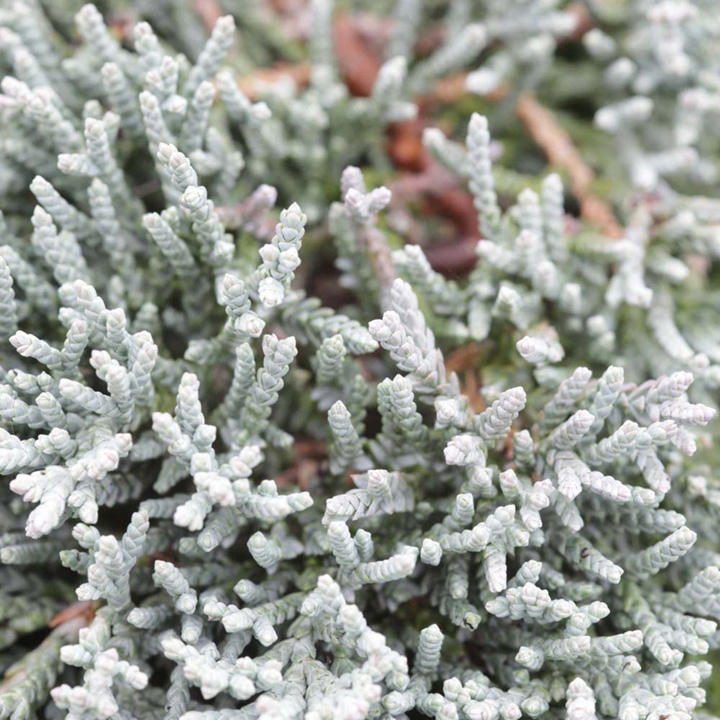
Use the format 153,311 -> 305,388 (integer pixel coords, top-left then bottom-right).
0,1 -> 720,718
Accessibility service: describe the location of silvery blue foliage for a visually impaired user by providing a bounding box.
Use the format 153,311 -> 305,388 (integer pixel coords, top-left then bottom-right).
416,114 -> 720,403
584,1 -> 720,193
0,2 -> 718,720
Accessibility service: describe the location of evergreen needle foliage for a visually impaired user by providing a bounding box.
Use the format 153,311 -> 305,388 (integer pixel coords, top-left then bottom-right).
0,1 -> 719,719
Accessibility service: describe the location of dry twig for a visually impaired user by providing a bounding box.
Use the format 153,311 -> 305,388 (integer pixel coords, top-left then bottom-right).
515,92 -> 624,238
237,63 -> 311,100
193,0 -> 223,32
49,600 -> 97,629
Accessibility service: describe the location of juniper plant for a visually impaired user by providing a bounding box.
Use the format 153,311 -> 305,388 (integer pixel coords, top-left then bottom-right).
0,2 -> 719,720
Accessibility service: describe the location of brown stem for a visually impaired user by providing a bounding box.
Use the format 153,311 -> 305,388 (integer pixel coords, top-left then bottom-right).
193,0 -> 224,32
515,92 -> 624,238
49,600 -> 98,629
237,63 -> 311,101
